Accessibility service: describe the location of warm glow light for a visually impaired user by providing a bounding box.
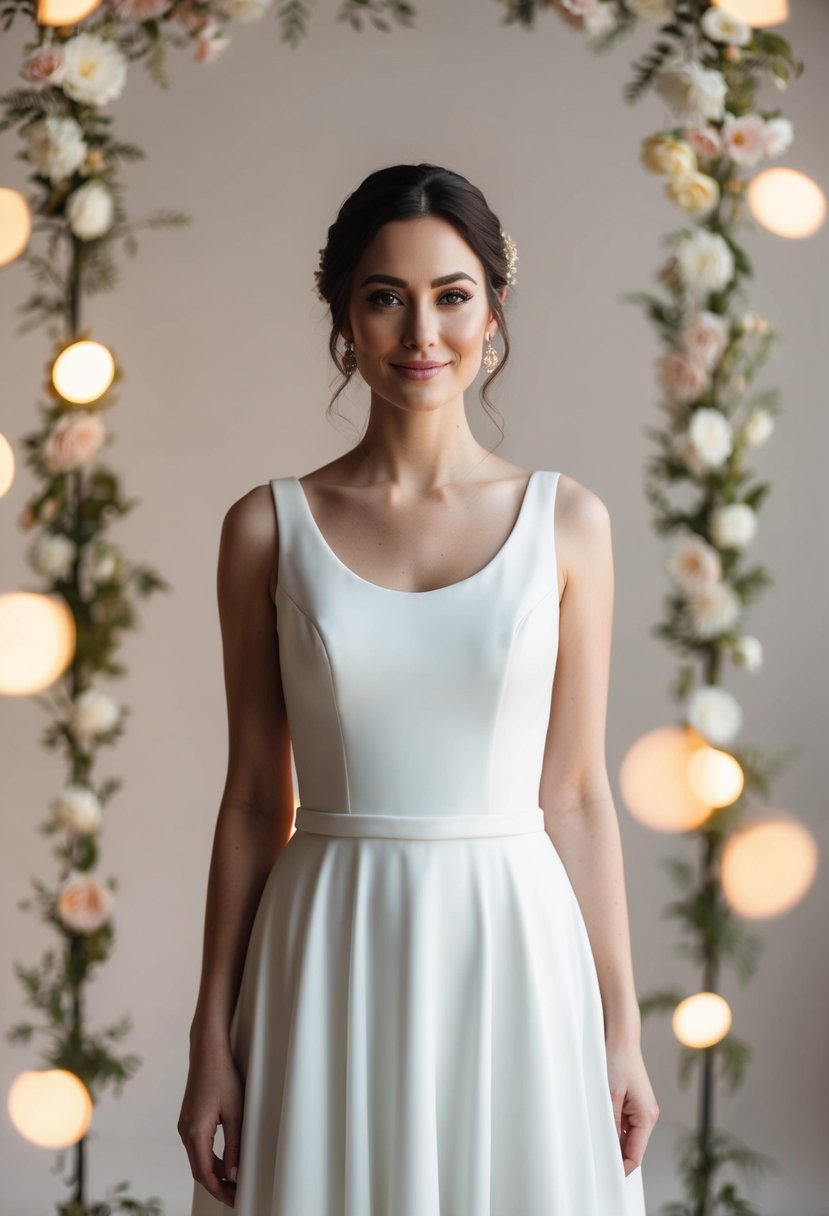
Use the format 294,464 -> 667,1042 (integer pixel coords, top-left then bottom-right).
0,433 -> 15,497
721,812 -> 818,917
672,992 -> 733,1049
619,725 -> 714,832
710,0 -> 788,25
0,592 -> 76,695
0,189 -> 31,266
688,746 -> 744,808
748,169 -> 826,238
51,340 -> 116,406
7,1069 -> 92,1148
36,0 -> 102,24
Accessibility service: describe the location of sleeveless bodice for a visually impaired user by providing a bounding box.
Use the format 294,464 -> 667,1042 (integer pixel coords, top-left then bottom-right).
270,471 -> 561,826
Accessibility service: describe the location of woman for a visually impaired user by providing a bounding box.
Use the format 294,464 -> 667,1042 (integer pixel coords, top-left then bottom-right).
179,162 -> 659,1215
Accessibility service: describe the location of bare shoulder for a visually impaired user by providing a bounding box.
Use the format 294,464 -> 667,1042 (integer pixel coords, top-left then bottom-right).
555,473 -> 613,596
218,483 -> 278,595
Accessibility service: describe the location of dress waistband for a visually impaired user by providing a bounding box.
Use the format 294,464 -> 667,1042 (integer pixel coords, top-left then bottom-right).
294,806 -> 545,840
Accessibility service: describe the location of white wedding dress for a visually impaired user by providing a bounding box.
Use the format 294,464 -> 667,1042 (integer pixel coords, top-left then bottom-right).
190,469 -> 647,1215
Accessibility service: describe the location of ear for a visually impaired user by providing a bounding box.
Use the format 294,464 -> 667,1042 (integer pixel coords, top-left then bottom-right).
488,286 -> 509,336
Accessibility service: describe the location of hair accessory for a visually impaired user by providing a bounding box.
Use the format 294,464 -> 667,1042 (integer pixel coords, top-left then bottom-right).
501,229 -> 518,287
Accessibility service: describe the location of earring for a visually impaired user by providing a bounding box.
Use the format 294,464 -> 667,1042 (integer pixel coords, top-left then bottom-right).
482,332 -> 499,373
343,338 -> 357,376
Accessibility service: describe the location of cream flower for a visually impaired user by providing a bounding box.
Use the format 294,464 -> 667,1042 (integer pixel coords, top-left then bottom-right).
641,134 -> 697,176
680,310 -> 730,370
42,412 -> 105,472
675,229 -> 735,300
22,116 -> 87,184
626,0 -> 675,18
212,0 -> 273,20
742,406 -> 774,447
666,530 -> 722,596
194,27 -> 232,62
106,0 -> 174,18
709,502 -> 757,550
721,113 -> 767,168
57,872 -> 113,933
658,348 -> 710,407
700,6 -> 752,46
52,785 -> 102,835
688,407 -> 733,467
61,33 -> 128,107
66,180 -> 115,240
584,3 -> 618,36
665,171 -> 720,217
654,60 -> 728,125
686,684 -> 743,744
70,688 -> 121,744
732,634 -> 763,672
740,310 -> 769,336
88,540 -> 121,581
687,581 -> 741,639
27,531 -> 76,579
764,116 -> 794,157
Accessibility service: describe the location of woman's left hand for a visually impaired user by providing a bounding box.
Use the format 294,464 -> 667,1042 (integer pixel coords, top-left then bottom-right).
604,1040 -> 660,1176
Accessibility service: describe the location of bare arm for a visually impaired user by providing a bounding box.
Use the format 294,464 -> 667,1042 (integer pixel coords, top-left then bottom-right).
188,483 -> 295,1057
539,476 -> 641,1049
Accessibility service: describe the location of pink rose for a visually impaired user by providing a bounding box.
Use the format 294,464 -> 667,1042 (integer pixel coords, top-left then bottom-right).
20,47 -> 66,86
42,412 -> 105,473
680,311 -> 730,371
721,113 -> 767,168
57,873 -> 113,934
194,30 -> 231,62
658,349 -> 711,408
684,125 -> 722,161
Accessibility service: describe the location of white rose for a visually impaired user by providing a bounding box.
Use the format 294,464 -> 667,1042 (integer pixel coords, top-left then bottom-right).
584,3 -> 618,36
764,116 -> 794,158
675,229 -> 735,301
66,181 -> 115,240
22,115 -> 87,184
666,530 -> 722,596
665,171 -> 720,217
70,688 -> 121,743
688,407 -> 733,467
742,406 -> 774,447
709,502 -> 757,550
654,60 -> 728,125
687,581 -> 742,639
61,33 -> 128,106
732,635 -> 763,672
686,684 -> 743,745
52,784 -> 102,835
27,532 -> 76,579
700,7 -> 752,46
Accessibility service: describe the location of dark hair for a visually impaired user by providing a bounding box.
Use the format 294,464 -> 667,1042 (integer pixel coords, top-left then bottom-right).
314,162 -> 514,443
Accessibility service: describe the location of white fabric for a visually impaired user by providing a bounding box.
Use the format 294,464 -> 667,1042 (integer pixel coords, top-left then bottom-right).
191,469 -> 647,1215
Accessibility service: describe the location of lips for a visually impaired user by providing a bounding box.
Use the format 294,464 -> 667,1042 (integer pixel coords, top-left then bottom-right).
392,362 -> 448,370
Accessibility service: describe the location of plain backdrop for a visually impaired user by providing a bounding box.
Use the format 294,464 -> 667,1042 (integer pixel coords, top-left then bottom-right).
1,2 -> 827,1212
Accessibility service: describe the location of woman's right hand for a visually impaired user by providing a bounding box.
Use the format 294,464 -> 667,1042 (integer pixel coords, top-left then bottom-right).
178,1045 -> 244,1208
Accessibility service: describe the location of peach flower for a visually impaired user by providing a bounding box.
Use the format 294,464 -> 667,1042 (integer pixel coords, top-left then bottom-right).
57,872 -> 114,934
42,411 -> 105,473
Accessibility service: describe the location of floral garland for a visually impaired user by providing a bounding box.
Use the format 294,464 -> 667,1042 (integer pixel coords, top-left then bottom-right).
0,1 -> 807,1214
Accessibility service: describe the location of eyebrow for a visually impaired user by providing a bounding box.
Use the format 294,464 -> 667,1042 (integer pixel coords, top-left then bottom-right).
359,271 -> 478,288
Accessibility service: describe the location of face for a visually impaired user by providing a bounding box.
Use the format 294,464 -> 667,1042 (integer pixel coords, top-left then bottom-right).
341,214 -> 507,410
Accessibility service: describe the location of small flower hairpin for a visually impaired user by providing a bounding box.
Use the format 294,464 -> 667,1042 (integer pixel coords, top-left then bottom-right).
501,228 -> 518,287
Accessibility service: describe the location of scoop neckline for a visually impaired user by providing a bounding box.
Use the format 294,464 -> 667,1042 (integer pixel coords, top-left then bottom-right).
291,470 -> 543,597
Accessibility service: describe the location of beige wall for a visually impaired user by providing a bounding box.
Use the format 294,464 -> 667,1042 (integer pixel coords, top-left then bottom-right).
1,2 -> 827,1211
